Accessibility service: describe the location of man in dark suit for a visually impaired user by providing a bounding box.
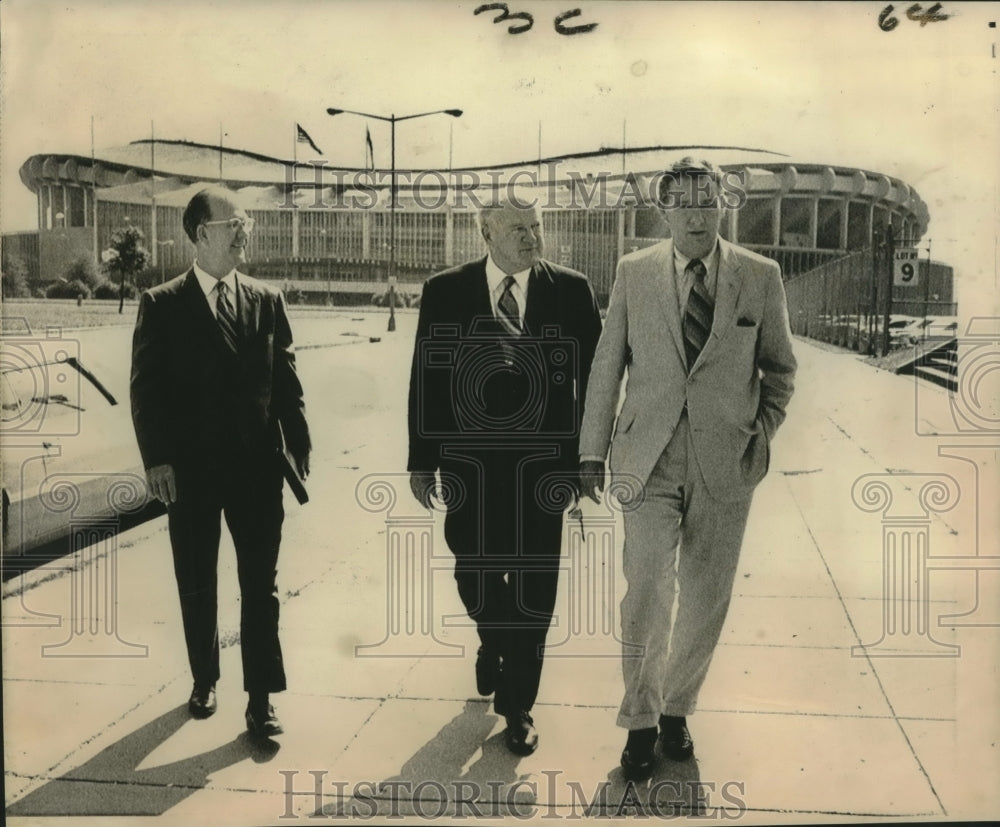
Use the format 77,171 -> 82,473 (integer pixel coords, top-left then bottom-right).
130,186 -> 310,738
408,194 -> 602,755
580,158 -> 797,779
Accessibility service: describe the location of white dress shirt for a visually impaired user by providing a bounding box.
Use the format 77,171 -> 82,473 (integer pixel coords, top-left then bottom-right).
485,255 -> 530,327
193,261 -> 239,318
673,240 -> 720,315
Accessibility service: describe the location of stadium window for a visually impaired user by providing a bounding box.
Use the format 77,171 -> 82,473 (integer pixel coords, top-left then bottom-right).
816,199 -> 843,250
779,198 -> 812,248
846,201 -> 871,250
735,198 -> 775,246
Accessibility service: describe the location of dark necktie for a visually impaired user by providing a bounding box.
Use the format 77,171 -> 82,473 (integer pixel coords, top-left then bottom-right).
497,275 -> 522,336
682,258 -> 714,370
215,281 -> 240,355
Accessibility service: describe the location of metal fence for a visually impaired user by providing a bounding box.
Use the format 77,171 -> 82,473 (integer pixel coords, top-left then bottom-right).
783,247 -> 957,353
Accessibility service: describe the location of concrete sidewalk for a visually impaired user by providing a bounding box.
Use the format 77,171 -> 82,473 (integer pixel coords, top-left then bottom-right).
3,321 -> 998,825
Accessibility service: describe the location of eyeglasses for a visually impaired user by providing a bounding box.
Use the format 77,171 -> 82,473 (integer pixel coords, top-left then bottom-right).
201,216 -> 255,233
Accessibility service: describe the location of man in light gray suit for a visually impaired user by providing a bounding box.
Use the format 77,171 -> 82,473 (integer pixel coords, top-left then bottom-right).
579,158 -> 797,780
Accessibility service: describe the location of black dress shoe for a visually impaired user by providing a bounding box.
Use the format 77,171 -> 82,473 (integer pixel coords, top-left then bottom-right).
188,684 -> 217,719
475,646 -> 501,696
246,704 -> 284,737
658,715 -> 694,761
620,727 -> 657,781
504,710 -> 538,756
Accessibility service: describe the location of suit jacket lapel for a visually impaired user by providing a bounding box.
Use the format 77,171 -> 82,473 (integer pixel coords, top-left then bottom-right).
180,269 -> 222,347
655,241 -> 687,366
707,239 -> 744,351
467,257 -> 494,331
524,261 -> 557,336
236,273 -> 259,342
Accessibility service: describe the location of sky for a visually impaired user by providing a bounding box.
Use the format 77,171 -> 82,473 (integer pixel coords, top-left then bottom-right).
1,0 -> 997,310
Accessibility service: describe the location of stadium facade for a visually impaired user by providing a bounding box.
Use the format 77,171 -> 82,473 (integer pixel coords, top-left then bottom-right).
13,139 -> 947,307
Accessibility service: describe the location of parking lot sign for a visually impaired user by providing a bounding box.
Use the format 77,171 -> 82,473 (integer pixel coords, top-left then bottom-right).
894,248 -> 920,286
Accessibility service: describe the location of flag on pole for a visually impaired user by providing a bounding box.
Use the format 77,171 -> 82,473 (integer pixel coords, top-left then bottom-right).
365,126 -> 375,170
296,123 -> 323,155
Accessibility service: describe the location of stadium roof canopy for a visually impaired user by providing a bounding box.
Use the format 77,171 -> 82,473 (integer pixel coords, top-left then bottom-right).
19,138 -> 929,228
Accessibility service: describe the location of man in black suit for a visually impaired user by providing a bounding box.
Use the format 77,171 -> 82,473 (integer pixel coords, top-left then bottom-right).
130,186 -> 310,738
407,194 -> 602,755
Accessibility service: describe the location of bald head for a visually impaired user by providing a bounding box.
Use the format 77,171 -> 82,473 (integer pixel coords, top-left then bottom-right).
183,187 -> 251,278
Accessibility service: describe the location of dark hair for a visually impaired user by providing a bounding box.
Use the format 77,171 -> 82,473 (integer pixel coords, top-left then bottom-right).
657,156 -> 722,208
182,189 -> 215,243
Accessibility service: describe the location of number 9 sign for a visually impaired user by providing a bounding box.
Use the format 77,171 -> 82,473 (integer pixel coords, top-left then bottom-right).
893,253 -> 919,286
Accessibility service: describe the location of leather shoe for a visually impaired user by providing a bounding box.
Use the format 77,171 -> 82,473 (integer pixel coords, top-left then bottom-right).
188,684 -> 217,719
658,715 -> 694,761
246,704 -> 284,737
504,710 -> 538,756
475,646 -> 500,696
620,727 -> 657,781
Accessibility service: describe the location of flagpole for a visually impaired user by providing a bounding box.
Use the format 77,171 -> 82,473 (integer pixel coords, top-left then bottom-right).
151,120 -> 158,267
292,124 -> 298,201
537,121 -> 542,175
622,118 -> 627,175
91,116 -> 98,267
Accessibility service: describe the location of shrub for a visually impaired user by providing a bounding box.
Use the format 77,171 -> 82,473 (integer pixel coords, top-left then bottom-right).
93,281 -> 137,300
63,256 -> 101,290
371,289 -> 418,308
45,279 -> 92,300
1,251 -> 32,298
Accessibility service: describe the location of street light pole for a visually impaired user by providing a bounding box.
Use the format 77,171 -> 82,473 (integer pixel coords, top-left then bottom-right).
327,107 -> 462,331
389,114 -> 397,331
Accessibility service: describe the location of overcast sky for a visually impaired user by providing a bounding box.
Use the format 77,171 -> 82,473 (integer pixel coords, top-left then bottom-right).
2,0 -> 997,308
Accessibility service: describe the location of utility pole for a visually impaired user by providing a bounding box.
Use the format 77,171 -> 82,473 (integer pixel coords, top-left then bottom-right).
881,221 -> 895,357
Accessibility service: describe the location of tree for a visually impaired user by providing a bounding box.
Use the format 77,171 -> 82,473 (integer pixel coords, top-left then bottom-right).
103,223 -> 150,313
1,251 -> 32,298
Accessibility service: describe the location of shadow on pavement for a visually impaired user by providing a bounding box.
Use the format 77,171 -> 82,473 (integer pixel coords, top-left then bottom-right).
316,699 -> 708,818
7,704 -> 279,817
319,699 -> 528,818
596,752 -> 705,817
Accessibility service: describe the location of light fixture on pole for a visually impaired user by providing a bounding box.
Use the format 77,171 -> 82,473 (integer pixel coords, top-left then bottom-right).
326,107 -> 463,331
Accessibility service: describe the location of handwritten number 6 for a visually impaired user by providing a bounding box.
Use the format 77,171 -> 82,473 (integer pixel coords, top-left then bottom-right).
474,3 -> 535,34
878,4 -> 899,31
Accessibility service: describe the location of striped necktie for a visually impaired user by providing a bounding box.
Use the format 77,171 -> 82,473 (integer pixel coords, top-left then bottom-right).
215,281 -> 240,355
497,275 -> 522,336
682,258 -> 713,370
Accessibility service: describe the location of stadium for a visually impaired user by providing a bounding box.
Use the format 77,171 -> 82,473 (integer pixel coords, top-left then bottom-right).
10,139 -> 947,293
